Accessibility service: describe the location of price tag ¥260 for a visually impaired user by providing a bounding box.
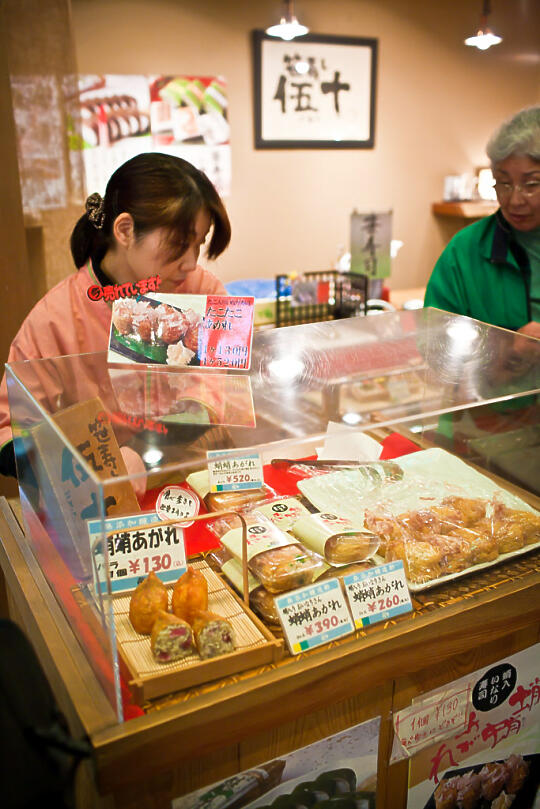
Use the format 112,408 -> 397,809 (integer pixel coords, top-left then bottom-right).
343,560 -> 413,628
275,578 -> 354,655
207,449 -> 264,492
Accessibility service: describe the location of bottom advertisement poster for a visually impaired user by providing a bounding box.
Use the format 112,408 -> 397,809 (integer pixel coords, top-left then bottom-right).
406,643 -> 540,809
172,715 -> 380,809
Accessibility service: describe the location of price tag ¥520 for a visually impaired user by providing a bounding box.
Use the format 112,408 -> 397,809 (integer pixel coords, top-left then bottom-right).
207,449 -> 264,492
343,560 -> 413,628
275,578 -> 354,655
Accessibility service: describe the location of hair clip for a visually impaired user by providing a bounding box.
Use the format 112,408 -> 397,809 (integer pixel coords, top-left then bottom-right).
85,192 -> 105,229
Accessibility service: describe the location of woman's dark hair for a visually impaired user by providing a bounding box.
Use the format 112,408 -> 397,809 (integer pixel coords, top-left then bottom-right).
70,153 -> 231,268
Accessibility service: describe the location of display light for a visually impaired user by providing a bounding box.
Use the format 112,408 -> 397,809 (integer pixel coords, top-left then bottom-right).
266,0 -> 309,41
465,0 -> 503,50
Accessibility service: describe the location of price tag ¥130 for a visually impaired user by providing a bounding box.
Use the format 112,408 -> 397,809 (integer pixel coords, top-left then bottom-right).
87,512 -> 187,594
275,578 -> 355,655
343,560 -> 413,628
207,449 -> 264,492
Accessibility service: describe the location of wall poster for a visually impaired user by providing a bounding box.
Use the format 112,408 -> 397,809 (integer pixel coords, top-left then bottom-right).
68,73 -> 231,197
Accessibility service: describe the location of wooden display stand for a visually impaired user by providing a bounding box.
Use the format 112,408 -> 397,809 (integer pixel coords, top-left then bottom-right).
1,484 -> 539,809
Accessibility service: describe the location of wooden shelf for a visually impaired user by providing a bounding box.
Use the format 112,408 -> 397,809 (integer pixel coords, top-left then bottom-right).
432,200 -> 498,219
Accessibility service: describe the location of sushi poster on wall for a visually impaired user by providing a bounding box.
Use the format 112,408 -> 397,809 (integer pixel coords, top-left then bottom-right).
172,715 -> 380,809
107,293 -> 255,370
402,644 -> 540,808
68,73 -> 231,197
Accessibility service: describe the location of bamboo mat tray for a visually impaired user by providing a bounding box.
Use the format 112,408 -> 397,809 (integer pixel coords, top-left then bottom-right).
114,559 -> 283,704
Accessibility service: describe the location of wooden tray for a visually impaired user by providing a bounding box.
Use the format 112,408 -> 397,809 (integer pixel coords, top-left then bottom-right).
114,559 -> 284,705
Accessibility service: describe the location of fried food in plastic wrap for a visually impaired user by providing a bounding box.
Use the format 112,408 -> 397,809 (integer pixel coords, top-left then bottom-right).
129,570 -> 169,634
440,496 -> 487,525
385,537 -> 443,583
172,566 -> 208,623
365,490 -> 539,584
477,516 -> 526,554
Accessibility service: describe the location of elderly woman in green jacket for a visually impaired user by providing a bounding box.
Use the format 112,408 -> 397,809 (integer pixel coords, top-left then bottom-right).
425,106 -> 540,340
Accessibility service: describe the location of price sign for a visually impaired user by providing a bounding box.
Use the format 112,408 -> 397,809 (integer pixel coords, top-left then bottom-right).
87,512 -> 187,594
275,578 -> 354,655
207,449 -> 264,492
156,485 -> 199,527
343,560 -> 412,628
393,685 -> 471,754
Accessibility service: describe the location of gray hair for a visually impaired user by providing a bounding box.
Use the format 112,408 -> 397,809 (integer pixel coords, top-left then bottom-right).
486,105 -> 540,166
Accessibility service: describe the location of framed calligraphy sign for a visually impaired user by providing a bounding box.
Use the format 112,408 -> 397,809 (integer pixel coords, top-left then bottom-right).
252,31 -> 378,149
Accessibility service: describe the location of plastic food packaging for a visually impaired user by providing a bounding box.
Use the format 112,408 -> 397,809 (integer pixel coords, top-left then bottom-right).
364,488 -> 540,585
250,496 -> 312,532
291,512 -> 379,565
186,469 -> 276,512
316,560 -> 375,584
208,546 -> 279,625
220,513 -> 325,594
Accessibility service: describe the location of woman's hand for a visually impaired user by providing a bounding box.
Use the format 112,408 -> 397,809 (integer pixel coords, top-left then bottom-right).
517,321 -> 540,340
120,445 -> 147,499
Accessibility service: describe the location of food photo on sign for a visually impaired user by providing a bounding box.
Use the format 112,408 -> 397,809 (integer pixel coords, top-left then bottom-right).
172,716 -> 380,809
107,293 -> 254,369
403,644 -> 540,809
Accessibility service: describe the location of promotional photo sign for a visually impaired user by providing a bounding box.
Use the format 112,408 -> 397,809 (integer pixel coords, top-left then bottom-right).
172,715 -> 380,809
108,367 -> 257,429
70,73 -> 231,197
107,293 -> 254,370
404,644 -> 540,808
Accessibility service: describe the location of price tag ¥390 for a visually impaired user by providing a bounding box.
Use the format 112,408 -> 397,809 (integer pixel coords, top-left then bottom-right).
275,578 -> 354,655
207,449 -> 264,492
343,560 -> 413,628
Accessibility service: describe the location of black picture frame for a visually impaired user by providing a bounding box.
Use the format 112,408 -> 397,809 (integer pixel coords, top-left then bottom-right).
252,30 -> 378,149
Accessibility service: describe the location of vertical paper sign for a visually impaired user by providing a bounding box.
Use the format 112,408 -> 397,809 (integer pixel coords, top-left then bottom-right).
198,295 -> 254,369
350,210 -> 392,280
87,512 -> 187,593
343,560 -> 412,628
275,578 -> 354,655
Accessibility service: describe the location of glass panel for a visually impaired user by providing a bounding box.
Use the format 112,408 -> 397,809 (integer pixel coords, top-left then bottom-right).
6,308 -> 539,724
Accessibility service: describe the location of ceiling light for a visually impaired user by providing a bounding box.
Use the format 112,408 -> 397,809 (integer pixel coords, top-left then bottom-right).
266,0 -> 309,41
465,0 -> 502,50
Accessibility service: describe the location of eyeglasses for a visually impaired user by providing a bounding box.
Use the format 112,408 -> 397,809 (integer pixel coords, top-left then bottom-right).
494,181 -> 540,199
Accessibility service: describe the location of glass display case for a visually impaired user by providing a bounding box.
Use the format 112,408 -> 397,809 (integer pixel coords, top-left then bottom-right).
5,307 -> 539,724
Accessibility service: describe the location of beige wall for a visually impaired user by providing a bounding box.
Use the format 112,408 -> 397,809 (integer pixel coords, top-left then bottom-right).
29,0 -> 540,292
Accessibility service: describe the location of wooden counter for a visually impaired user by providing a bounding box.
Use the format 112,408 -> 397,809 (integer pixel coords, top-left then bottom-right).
1,494 -> 539,809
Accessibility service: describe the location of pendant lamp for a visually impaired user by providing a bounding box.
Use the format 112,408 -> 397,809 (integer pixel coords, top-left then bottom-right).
465,0 -> 503,50
266,0 -> 309,41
